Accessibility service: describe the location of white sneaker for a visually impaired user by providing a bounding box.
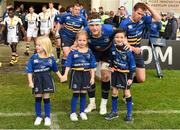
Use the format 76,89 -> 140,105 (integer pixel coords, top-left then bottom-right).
80,112 -> 88,120
70,113 -> 78,121
34,117 -> 43,126
84,103 -> 96,113
44,117 -> 51,126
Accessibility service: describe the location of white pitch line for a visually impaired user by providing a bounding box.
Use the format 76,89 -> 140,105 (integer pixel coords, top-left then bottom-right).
50,113 -> 60,129
1,110 -> 180,117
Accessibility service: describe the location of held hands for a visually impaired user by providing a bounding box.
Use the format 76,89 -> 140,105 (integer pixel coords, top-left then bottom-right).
60,75 -> 68,83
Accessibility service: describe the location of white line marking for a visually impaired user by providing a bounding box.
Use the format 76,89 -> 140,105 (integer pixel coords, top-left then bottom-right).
1,110 -> 180,117
50,113 -> 60,129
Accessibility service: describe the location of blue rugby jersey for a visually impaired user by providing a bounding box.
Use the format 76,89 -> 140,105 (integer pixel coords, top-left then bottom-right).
110,42 -> 136,78
26,54 -> 59,73
54,12 -> 67,23
150,22 -> 162,38
119,16 -> 152,47
85,24 -> 114,51
59,13 -> 88,38
80,8 -> 87,19
65,49 -> 97,69
54,13 -> 61,23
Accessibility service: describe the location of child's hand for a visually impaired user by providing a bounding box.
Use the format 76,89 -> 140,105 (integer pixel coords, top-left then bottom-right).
90,78 -> 95,85
29,82 -> 34,88
70,42 -> 78,50
127,79 -> 133,86
61,75 -> 67,83
132,47 -> 142,54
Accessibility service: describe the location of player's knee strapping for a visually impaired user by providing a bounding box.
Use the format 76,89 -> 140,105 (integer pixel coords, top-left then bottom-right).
43,98 -> 50,118
80,93 -> 86,113
35,97 -> 42,117
71,93 -> 79,113
101,81 -> 110,99
88,84 -> 96,98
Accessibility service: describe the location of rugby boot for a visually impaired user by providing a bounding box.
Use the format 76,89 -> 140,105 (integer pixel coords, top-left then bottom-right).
85,98 -> 96,113
124,115 -> 134,123
14,55 -> 19,63
99,98 -> 107,115
9,55 -> 16,66
105,111 -> 119,120
84,103 -> 96,113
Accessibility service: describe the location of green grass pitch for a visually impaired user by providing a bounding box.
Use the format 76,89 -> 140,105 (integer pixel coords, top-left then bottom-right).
0,70 -> 180,129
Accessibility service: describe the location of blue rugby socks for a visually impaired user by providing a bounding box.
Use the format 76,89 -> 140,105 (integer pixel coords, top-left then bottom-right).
35,97 -> 42,117
80,93 -> 86,113
71,93 -> 79,113
44,98 -> 51,118
112,96 -> 118,113
126,96 -> 132,117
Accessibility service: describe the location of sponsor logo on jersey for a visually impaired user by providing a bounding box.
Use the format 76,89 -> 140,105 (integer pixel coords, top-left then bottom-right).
8,26 -> 15,29
112,51 -> 116,55
79,18 -> 82,21
128,25 -> 133,29
34,87 -> 38,92
104,38 -> 109,43
73,84 -> 77,89
34,59 -> 39,63
122,54 -> 127,60
74,54 -> 79,58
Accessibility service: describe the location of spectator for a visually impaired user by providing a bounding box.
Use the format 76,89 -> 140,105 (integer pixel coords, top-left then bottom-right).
101,11 -> 109,24
165,11 -> 178,40
113,6 -> 127,27
98,6 -> 104,16
104,11 -> 115,26
159,12 -> 168,38
91,8 -> 97,13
